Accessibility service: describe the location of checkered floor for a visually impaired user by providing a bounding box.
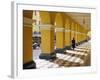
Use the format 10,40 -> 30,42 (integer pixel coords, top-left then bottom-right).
34,41 -> 91,69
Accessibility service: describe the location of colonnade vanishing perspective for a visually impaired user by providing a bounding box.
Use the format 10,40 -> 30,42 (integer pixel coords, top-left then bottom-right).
23,10 -> 90,69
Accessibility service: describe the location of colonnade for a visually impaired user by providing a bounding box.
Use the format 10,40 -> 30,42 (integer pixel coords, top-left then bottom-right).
23,10 -> 89,69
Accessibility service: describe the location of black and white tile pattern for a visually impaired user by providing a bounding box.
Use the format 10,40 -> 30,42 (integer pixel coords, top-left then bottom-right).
34,41 -> 91,69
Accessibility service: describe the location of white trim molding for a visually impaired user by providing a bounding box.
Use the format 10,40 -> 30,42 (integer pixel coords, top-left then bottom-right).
39,24 -> 54,30
23,17 -> 33,27
65,29 -> 71,32
55,27 -> 64,32
23,17 -> 33,24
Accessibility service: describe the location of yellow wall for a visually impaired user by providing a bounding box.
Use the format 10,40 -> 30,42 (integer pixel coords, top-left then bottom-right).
40,12 -> 55,54
23,10 -> 33,64
23,10 -> 33,18
75,24 -> 78,43
55,13 -> 64,49
64,18 -> 71,46
71,22 -> 75,40
23,26 -> 32,64
40,11 -> 51,24
65,18 -> 70,29
55,13 -> 63,27
50,12 -> 56,25
65,32 -> 70,46
56,31 -> 64,48
41,29 -> 50,53
40,29 -> 54,53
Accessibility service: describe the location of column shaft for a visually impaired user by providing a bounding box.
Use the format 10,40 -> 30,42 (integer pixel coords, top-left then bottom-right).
64,29 -> 71,49
23,17 -> 36,69
55,28 -> 65,53
39,25 -> 56,60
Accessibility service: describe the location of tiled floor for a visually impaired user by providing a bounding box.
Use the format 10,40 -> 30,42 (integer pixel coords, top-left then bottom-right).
33,41 -> 91,69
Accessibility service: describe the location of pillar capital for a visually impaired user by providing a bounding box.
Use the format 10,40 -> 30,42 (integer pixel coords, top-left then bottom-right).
65,29 -> 71,32
55,27 -> 64,32
23,17 -> 33,27
39,24 -> 54,30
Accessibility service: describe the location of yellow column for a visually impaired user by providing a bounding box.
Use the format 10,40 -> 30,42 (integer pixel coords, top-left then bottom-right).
80,26 -> 82,43
71,22 -> 75,40
39,12 -> 56,60
64,19 -> 71,49
82,27 -> 84,42
79,25 -> 80,43
82,27 -> 85,42
79,26 -> 84,44
85,28 -> 88,41
80,26 -> 83,43
39,25 -> 56,60
84,28 -> 87,41
86,29 -> 90,41
54,13 -> 65,53
55,27 -> 65,53
23,10 -> 36,69
77,24 -> 80,45
23,22 -> 32,64
75,23 -> 78,45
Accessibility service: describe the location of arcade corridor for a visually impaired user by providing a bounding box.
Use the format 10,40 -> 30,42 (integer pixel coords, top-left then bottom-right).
23,10 -> 91,69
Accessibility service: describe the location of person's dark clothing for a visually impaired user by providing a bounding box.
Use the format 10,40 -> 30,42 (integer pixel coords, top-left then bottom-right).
72,39 -> 75,50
